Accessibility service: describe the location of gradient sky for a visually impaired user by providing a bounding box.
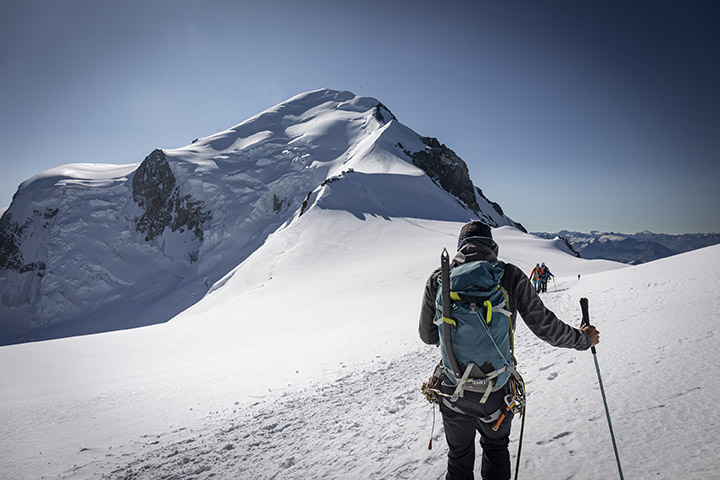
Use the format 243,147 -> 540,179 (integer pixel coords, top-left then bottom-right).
1,0 -> 718,233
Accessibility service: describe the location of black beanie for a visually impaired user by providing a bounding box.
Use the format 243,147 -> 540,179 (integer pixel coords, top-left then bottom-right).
457,220 -> 493,249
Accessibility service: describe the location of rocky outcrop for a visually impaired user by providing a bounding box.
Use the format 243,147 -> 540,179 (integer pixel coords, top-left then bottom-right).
404,137 -> 480,212
374,102 -> 397,124
477,187 -> 527,233
0,211 -> 25,271
0,209 -> 55,275
299,169 -> 356,217
559,236 -> 581,258
402,138 -> 525,232
132,149 -> 211,242
476,187 -> 505,217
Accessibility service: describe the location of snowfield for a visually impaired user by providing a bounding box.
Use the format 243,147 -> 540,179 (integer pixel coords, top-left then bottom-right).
2,211 -> 718,479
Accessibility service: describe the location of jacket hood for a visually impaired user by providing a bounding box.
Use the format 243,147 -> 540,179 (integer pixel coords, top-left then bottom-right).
453,237 -> 499,265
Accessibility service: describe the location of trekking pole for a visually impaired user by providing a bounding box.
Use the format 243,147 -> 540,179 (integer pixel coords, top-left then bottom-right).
580,298 -> 624,480
513,404 -> 526,480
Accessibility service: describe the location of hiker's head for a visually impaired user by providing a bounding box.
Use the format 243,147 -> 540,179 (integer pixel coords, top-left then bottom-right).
457,220 -> 493,250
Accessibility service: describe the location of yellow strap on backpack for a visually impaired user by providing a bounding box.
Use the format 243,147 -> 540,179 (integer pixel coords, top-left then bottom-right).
483,300 -> 493,324
442,315 -> 456,326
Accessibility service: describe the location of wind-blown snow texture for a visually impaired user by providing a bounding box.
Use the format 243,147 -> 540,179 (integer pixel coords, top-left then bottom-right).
0,89 -> 521,345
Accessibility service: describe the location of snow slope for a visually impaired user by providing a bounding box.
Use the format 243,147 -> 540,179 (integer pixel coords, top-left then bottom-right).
4,200 -> 718,479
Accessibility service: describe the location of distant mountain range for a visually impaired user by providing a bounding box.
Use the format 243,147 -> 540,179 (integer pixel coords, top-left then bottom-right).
531,230 -> 720,264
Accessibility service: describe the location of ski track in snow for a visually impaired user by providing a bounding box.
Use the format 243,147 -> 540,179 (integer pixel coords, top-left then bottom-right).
60,349 -> 448,480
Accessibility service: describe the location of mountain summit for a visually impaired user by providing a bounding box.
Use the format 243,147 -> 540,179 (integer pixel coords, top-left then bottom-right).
0,88 -> 523,345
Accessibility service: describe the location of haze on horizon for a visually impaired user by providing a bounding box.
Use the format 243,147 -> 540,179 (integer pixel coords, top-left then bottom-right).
1,0 -> 718,234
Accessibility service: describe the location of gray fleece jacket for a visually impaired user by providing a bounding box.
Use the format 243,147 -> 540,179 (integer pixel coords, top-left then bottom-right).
418,237 -> 591,351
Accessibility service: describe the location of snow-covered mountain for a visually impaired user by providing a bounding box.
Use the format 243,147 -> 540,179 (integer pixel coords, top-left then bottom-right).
533,230 -> 720,264
0,89 -> 523,346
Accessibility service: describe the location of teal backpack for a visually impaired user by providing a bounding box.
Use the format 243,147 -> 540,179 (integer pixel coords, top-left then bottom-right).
435,249 -> 520,403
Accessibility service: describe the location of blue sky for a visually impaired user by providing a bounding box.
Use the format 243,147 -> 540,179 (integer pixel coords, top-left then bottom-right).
1,0 -> 718,233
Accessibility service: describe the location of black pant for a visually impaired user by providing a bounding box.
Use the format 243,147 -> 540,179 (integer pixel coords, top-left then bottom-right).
439,386 -> 513,480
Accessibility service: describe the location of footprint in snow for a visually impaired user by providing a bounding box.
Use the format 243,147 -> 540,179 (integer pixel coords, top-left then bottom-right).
547,372 -> 558,381
536,431 -> 572,445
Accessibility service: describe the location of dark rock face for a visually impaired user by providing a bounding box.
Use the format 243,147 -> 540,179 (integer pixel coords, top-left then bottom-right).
559,237 -> 581,258
374,102 -> 397,124
0,210 -> 53,275
476,188 -> 504,216
0,211 -> 25,271
476,188 -> 527,233
272,195 -> 287,213
399,137 -> 525,231
133,150 -> 174,241
406,137 -> 481,213
172,194 -> 211,241
132,149 -> 211,242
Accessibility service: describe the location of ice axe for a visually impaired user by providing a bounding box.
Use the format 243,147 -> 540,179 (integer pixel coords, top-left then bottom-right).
580,298 -> 624,480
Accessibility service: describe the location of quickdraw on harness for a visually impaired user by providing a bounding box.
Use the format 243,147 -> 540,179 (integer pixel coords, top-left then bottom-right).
420,370 -> 525,452
422,363 -> 526,431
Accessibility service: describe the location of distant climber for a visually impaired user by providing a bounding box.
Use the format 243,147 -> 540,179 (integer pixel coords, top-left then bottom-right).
418,221 -> 599,480
539,263 -> 554,293
529,263 -> 542,293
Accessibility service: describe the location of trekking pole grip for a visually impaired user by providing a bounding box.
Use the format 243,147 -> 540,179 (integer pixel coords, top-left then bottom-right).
579,297 -> 597,354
